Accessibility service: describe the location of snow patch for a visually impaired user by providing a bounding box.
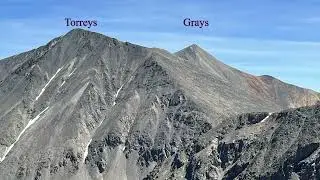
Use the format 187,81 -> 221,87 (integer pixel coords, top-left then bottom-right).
49,40 -> 58,48
35,68 -> 62,101
261,112 -> 272,123
68,68 -> 77,77
113,84 -> 124,106
115,85 -> 124,98
112,75 -> 135,106
60,81 -> 65,88
155,95 -> 161,104
97,119 -> 104,129
0,107 -> 49,162
83,138 -> 92,163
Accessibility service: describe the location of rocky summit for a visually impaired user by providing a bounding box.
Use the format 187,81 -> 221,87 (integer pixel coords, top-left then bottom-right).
0,29 -> 319,180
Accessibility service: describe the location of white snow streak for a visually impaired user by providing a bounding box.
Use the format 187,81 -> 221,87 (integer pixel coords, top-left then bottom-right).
0,107 -> 49,162
35,68 -> 62,101
261,112 -> 272,123
94,115 -> 107,136
97,119 -> 104,130
115,84 -> 124,98
60,81 -> 65,88
68,68 -> 77,77
83,138 -> 92,163
113,84 -> 124,106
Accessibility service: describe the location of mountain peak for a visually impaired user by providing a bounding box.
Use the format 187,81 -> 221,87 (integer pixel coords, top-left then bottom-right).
62,28 -> 91,39
63,28 -> 113,42
259,75 -> 275,80
65,28 -> 93,36
188,44 -> 202,50
176,44 -> 205,54
174,44 -> 209,62
67,28 -> 87,33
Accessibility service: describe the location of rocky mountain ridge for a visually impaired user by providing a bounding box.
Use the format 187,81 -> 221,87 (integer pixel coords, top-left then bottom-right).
0,29 -> 319,180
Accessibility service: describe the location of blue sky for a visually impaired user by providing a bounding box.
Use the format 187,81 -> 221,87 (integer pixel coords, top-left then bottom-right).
0,0 -> 319,91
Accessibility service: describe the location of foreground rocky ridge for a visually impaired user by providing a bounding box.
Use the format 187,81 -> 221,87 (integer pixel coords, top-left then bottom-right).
0,29 -> 319,179
188,104 -> 320,180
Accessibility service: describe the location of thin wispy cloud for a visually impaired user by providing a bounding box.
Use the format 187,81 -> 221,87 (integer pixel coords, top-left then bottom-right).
299,17 -> 320,24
